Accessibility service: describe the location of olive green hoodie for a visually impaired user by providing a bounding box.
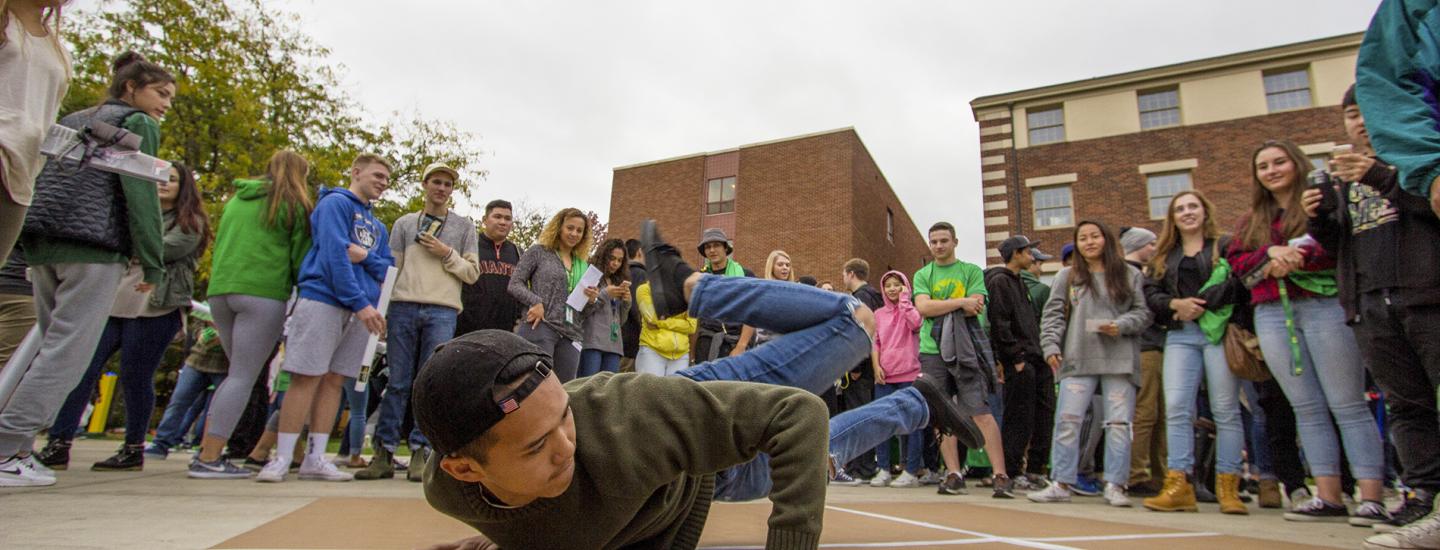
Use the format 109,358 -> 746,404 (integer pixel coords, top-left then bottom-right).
206,178 -> 311,301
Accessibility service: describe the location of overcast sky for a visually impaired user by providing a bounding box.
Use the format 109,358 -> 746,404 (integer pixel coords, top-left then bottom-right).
272,0 -> 1378,264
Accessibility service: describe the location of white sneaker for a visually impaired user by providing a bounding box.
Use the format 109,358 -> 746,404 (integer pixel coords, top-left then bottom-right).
1104,483 -> 1131,507
1027,481 -> 1071,503
890,471 -> 920,488
1365,510 -> 1440,550
298,455 -> 353,482
255,458 -> 289,483
26,455 -> 55,479
870,469 -> 893,487
0,455 -> 57,487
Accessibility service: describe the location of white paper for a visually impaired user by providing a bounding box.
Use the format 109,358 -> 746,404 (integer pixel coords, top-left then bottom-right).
1085,318 -> 1114,333
355,266 -> 400,391
565,265 -> 604,311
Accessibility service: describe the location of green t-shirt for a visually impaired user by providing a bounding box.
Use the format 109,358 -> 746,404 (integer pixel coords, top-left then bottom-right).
913,259 -> 988,355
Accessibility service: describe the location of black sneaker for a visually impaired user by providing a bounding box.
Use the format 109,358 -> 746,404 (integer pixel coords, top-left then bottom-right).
1284,497 -> 1350,522
640,220 -> 695,319
1374,493 -> 1435,533
992,474 -> 1015,499
35,439 -> 71,471
914,377 -> 984,450
1351,500 -> 1394,527
938,471 -> 968,495
242,457 -> 268,471
92,444 -> 144,471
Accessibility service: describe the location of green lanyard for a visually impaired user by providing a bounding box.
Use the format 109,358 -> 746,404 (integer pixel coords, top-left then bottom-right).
1277,279 -> 1304,376
558,252 -> 586,293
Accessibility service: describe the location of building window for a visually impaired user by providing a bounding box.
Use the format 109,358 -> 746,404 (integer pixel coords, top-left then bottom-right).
1138,88 -> 1180,129
1027,106 -> 1065,145
706,177 -> 735,215
1263,67 -> 1312,112
886,208 -> 894,243
1033,185 -> 1073,228
1146,171 -> 1193,219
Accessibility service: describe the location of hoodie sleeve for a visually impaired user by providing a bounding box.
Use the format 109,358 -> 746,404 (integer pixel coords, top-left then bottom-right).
1356,0 -> 1440,198
1039,268 -> 1070,359
984,272 -> 1024,367
312,198 -> 372,312
360,222 -> 394,283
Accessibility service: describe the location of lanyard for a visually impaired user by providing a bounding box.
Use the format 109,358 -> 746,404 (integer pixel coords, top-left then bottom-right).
1277,279 -> 1303,376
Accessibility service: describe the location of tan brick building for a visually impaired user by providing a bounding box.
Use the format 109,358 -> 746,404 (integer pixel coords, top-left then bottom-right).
609,127 -> 931,282
969,33 -> 1361,271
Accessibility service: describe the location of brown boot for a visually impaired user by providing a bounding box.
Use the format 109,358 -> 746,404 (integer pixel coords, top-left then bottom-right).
1143,470 -> 1198,512
1257,479 -> 1283,508
1216,473 -> 1249,515
354,446 -> 394,480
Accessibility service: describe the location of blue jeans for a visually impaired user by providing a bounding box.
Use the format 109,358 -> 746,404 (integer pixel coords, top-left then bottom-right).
662,276 -> 933,500
1050,374 -> 1135,486
340,377 -> 368,455
49,311 -> 184,445
375,302 -> 457,452
872,382 -> 924,474
1164,322 -> 1243,474
152,366 -> 226,449
1241,380 -> 1276,479
1254,297 -> 1384,479
577,350 -> 622,378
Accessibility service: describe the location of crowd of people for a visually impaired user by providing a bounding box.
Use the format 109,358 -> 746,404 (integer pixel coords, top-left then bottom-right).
3,1 -> 1440,549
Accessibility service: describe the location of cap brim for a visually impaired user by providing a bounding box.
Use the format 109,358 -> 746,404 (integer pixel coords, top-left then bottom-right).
1030,250 -> 1054,261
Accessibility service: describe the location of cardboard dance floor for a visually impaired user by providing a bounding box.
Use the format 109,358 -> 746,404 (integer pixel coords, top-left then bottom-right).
213,497 -> 1337,549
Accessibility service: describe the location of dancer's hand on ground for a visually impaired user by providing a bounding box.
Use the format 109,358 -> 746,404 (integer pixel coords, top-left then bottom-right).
357,306 -> 386,336
1046,354 -> 1062,372
526,303 -> 544,328
421,535 -> 500,550
347,244 -> 368,264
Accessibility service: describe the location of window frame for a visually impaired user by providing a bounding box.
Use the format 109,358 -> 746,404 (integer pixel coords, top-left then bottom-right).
705,176 -> 736,215
1137,87 -> 1181,130
1032,184 -> 1074,229
1263,66 -> 1313,113
1027,105 -> 1066,145
1145,171 -> 1193,221
886,207 -> 895,243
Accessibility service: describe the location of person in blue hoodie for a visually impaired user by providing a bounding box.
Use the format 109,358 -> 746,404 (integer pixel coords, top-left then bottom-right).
255,153 -> 395,484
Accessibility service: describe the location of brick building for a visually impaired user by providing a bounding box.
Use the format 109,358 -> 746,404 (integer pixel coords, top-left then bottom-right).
609,127 -> 931,282
969,33 -> 1360,271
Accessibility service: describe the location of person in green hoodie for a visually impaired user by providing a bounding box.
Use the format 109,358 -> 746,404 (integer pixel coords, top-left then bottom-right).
0,51 -> 169,488
187,149 -> 314,480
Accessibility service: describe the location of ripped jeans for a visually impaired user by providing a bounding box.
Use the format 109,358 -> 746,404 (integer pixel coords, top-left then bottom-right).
1049,374 -> 1135,486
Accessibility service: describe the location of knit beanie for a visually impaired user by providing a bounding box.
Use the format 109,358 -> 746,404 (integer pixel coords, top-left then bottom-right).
1120,227 -> 1157,255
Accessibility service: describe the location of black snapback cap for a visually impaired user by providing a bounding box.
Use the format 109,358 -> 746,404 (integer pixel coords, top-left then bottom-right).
412,330 -> 555,456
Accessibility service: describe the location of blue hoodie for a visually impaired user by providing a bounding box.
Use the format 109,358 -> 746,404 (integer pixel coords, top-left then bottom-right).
297,186 -> 394,312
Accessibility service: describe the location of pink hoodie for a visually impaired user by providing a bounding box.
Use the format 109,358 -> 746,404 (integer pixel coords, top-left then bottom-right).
874,270 -> 922,383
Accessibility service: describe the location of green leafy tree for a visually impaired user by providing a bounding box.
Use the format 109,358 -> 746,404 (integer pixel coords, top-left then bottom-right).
60,0 -> 485,290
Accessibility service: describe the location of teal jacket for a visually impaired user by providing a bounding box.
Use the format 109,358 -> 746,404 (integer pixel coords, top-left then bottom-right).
1357,0 -> 1440,198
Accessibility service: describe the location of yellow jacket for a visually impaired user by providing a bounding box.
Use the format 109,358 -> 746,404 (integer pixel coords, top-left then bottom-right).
636,283 -> 698,360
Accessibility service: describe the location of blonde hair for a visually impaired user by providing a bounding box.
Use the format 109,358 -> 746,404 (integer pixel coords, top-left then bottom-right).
351,153 -> 393,174
1149,189 -> 1223,278
262,150 -> 314,228
764,250 -> 796,281
1,1 -> 73,78
538,207 -> 593,257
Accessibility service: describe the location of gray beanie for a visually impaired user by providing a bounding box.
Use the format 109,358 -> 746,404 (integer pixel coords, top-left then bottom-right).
1120,227 -> 1158,255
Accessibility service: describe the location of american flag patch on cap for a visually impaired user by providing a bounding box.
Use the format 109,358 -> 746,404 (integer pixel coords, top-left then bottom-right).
500,398 -> 520,413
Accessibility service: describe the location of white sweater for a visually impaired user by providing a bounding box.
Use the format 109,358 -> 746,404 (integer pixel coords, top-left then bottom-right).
0,17 -> 70,205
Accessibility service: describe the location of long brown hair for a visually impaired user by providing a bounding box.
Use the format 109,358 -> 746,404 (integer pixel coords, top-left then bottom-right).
0,1 -> 71,78
538,207 -> 593,258
261,150 -> 313,228
1150,189 -> 1222,278
168,163 -> 210,252
589,238 -> 628,286
1238,139 -> 1310,249
1070,220 -> 1133,306
107,51 -> 173,104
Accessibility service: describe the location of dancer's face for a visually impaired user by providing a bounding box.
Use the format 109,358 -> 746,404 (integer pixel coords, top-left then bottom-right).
439,376 -> 578,503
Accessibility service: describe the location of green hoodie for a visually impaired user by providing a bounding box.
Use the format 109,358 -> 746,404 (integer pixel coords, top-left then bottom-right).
206,178 -> 312,301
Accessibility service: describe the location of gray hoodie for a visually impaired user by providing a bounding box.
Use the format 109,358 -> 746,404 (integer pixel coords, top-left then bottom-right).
1039,265 -> 1152,382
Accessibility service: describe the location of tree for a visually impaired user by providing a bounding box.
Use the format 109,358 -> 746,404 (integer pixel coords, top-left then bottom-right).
507,200 -> 551,251
62,0 -> 486,289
